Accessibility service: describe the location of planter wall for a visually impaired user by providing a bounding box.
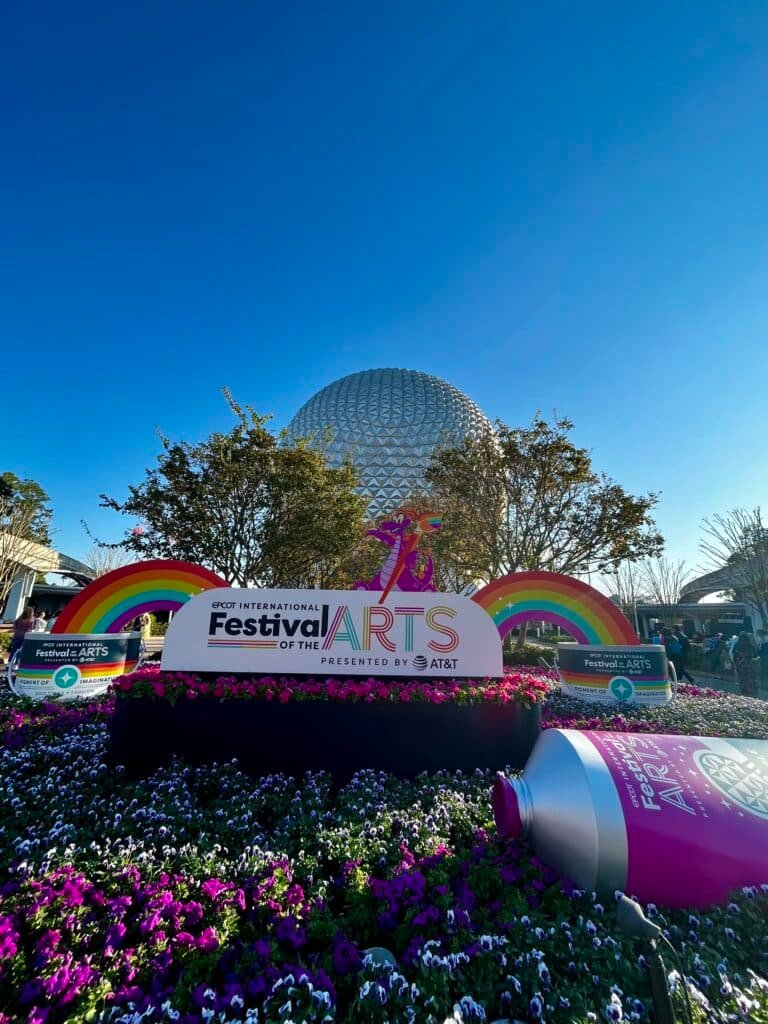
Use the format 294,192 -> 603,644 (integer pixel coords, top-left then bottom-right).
108,698 -> 541,779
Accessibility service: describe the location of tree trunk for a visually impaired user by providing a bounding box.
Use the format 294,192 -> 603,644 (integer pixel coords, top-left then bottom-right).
515,621 -> 529,650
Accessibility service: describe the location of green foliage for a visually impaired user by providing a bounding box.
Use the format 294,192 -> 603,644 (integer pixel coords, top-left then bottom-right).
425,414 -> 663,586
148,613 -> 167,636
0,630 -> 11,653
0,471 -> 52,546
101,389 -> 368,587
503,641 -> 554,666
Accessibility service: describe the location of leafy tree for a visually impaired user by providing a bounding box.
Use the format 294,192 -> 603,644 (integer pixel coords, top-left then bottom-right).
0,472 -> 52,546
0,495 -> 42,611
425,415 -> 663,585
0,474 -> 54,609
700,507 -> 768,627
101,390 -> 368,588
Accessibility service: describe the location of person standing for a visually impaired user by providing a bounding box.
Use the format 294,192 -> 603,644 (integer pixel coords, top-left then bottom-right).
665,625 -> 695,685
138,612 -> 152,643
706,633 -> 725,676
758,629 -> 768,691
732,632 -> 760,698
33,610 -> 47,631
9,606 -> 36,661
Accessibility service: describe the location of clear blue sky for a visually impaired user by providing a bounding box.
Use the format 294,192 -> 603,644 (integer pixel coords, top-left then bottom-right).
3,1 -> 767,571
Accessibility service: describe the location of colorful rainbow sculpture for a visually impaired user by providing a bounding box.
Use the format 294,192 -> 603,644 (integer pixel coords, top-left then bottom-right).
51,560 -> 228,634
472,571 -> 640,646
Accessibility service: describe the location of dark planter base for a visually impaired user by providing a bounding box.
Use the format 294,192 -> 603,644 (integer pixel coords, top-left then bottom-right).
108,698 -> 541,779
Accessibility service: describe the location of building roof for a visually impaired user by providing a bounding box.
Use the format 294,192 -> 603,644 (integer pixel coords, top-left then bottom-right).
1,532 -> 94,585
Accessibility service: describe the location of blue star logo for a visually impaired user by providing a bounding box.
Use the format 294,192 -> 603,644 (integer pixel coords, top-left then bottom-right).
610,676 -> 634,702
53,665 -> 81,689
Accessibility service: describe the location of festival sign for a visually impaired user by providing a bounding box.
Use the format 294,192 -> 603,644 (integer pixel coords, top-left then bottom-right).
11,632 -> 141,701
471,572 -> 673,705
555,643 -> 672,705
162,588 -> 503,678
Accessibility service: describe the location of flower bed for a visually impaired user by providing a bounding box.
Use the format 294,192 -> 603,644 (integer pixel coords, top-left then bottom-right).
111,665 -> 552,707
108,668 -> 549,779
1,681 -> 767,1022
543,683 -> 768,739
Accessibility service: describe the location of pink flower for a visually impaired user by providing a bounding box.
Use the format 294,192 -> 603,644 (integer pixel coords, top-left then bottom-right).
197,927 -> 219,952
201,879 -> 229,901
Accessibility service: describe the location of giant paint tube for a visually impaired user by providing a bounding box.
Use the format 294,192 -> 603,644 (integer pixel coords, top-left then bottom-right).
493,729 -> 768,907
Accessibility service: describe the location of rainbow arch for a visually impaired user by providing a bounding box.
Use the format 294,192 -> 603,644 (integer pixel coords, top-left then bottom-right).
51,559 -> 228,634
472,571 -> 639,646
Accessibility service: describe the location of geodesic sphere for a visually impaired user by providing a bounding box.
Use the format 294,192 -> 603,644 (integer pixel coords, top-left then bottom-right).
286,368 -> 493,518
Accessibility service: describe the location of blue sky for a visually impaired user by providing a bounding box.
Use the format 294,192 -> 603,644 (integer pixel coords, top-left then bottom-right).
3,1 -> 767,572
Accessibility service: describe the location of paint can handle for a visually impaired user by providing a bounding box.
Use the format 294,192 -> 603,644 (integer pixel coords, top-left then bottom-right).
5,649 -> 21,698
668,661 -> 678,699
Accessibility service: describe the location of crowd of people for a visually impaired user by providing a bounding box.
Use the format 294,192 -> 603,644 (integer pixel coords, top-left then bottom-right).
650,622 -> 767,698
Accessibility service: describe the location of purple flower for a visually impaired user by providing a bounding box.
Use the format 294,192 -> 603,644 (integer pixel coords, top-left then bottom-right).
333,935 -> 362,976
202,879 -> 229,901
275,916 -> 307,950
183,901 -> 204,926
192,984 -> 217,1008
105,922 -> 127,951
529,994 -> 544,1018
196,927 -> 219,952
412,905 -> 440,927
19,980 -> 44,1005
140,911 -> 163,935
60,881 -> 85,907
370,878 -> 389,900
246,976 -> 269,999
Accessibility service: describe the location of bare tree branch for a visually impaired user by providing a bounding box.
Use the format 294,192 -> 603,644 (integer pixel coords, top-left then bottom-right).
700,508 -> 768,626
83,546 -> 132,578
641,557 -> 694,625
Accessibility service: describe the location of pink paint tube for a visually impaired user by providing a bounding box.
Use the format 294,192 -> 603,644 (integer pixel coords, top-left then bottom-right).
493,729 -> 768,907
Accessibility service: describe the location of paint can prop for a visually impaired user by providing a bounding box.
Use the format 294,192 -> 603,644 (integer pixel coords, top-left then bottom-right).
556,643 -> 674,705
9,632 -> 141,701
493,729 -> 768,907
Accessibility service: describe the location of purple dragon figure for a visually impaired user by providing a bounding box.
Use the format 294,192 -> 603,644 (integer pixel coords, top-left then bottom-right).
354,508 -> 443,600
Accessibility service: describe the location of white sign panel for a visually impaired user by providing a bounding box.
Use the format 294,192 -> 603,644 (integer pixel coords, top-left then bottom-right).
11,632 -> 141,702
162,589 -> 503,678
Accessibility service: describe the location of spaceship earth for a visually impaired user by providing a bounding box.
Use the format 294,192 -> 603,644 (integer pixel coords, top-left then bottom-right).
286,368 -> 493,517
